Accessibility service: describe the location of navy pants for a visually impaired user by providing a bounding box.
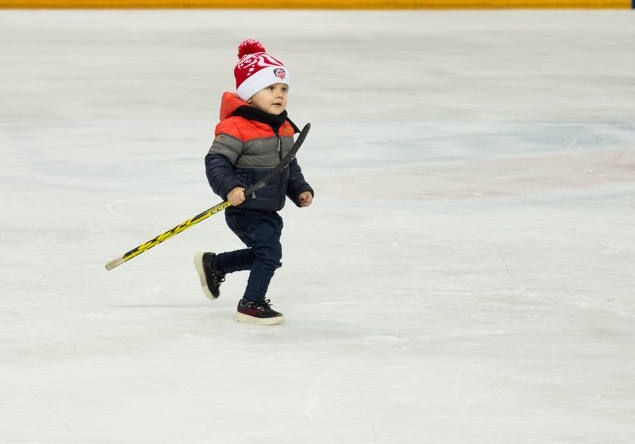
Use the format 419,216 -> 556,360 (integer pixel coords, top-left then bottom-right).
213,209 -> 283,303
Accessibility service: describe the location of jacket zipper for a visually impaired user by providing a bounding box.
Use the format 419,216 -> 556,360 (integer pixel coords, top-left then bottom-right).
276,132 -> 285,207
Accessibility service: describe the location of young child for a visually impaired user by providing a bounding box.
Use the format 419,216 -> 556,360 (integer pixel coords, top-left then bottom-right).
194,39 -> 314,326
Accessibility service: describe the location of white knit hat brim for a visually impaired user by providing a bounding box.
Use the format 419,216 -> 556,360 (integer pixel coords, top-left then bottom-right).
236,67 -> 290,102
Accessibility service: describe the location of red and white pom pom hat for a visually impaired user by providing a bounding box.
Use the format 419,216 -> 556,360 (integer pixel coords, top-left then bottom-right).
234,39 -> 290,101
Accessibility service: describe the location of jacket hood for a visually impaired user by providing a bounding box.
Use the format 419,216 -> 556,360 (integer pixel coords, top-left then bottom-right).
219,92 -> 249,121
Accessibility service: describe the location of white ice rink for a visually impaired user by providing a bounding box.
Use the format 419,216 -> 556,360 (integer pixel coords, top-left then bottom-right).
1,9 -> 635,443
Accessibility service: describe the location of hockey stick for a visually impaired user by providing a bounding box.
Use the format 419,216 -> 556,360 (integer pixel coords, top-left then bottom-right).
105,123 -> 310,271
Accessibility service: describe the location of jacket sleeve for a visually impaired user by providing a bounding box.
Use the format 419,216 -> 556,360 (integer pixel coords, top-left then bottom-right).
286,158 -> 314,207
205,152 -> 243,200
205,120 -> 246,200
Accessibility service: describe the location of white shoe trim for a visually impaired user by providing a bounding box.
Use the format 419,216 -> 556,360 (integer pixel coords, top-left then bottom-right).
235,311 -> 285,326
194,252 -> 215,301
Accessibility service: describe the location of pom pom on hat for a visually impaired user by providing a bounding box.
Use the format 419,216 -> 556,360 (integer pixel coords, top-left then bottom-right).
237,39 -> 266,59
234,39 -> 290,102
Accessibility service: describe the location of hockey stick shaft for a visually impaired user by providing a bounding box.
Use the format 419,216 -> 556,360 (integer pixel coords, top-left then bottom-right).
104,201 -> 231,271
105,123 -> 310,271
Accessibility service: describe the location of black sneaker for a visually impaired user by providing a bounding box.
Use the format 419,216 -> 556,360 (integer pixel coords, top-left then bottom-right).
235,299 -> 284,325
194,252 -> 225,300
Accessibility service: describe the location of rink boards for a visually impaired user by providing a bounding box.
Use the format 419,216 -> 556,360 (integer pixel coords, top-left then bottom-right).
1,0 -> 632,8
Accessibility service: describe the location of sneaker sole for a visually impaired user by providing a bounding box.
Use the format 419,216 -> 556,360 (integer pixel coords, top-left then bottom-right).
194,252 -> 217,301
235,311 -> 285,326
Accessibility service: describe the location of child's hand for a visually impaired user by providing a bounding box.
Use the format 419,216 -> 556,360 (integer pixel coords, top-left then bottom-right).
298,191 -> 313,207
228,187 -> 246,206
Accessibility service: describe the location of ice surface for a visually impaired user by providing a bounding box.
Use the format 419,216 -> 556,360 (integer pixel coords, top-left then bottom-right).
1,9 -> 635,444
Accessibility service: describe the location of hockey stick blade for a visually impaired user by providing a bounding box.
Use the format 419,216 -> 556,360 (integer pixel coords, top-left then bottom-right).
105,123 -> 310,271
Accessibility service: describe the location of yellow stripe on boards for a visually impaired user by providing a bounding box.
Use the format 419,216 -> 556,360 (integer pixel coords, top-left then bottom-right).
1,0 -> 631,8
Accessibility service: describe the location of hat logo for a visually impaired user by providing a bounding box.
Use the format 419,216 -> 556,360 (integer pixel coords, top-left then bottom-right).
273,68 -> 286,80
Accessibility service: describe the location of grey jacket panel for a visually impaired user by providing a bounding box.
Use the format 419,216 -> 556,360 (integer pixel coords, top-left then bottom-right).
208,134 -> 243,164
209,133 -> 295,169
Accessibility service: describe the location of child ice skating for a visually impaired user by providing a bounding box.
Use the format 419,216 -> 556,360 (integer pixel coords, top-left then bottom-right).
194,39 -> 314,326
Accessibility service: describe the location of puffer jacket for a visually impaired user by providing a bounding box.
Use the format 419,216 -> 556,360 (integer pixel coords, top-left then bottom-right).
205,92 -> 313,212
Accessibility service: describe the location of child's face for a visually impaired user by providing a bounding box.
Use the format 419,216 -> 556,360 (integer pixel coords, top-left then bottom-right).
248,83 -> 288,115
